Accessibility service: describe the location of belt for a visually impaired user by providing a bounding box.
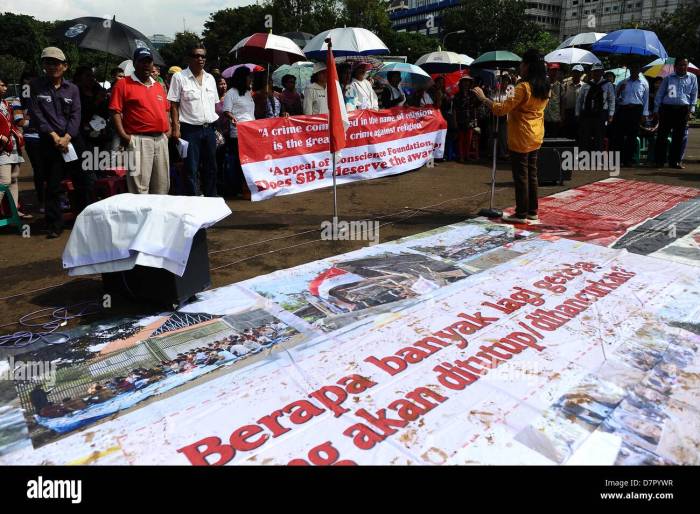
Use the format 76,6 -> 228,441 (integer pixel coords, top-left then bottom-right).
661,104 -> 690,109
134,132 -> 165,137
180,122 -> 214,129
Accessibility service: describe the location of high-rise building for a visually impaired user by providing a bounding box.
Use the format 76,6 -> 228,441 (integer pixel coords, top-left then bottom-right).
388,0 -> 695,40
388,0 -> 563,37
149,34 -> 175,49
560,0 -> 693,40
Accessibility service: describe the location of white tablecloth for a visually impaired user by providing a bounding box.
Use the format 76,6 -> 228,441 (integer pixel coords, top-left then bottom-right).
62,194 -> 231,277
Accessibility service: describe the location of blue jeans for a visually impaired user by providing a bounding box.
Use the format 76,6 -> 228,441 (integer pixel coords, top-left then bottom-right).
181,123 -> 218,196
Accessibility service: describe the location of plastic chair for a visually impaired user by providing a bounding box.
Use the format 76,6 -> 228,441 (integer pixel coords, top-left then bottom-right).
0,184 -> 22,232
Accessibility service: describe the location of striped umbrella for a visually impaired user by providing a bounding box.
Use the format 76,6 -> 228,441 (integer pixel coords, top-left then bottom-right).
643,57 -> 700,78
230,32 -> 306,65
303,27 -> 389,60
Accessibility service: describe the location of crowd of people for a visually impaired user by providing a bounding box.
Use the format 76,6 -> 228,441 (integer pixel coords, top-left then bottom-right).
0,42 -> 697,236
28,325 -> 281,418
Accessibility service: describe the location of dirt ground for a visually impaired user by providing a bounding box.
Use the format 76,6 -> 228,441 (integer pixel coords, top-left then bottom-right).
1,129 -> 699,332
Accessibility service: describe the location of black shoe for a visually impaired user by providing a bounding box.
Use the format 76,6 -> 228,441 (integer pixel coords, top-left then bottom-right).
46,231 -> 61,239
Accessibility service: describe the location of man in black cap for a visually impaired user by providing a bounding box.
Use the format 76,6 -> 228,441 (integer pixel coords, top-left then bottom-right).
28,46 -> 83,238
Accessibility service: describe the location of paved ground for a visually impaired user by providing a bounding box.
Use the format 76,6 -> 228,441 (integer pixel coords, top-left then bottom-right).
1,128 -> 699,331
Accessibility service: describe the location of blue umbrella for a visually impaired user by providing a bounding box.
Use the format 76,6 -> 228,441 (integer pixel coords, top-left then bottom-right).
591,29 -> 668,59
373,62 -> 432,89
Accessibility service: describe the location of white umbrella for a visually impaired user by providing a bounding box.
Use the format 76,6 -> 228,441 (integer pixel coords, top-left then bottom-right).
303,27 -> 389,60
458,54 -> 474,66
545,48 -> 601,65
556,32 -> 607,49
118,59 -> 134,76
415,51 -> 466,73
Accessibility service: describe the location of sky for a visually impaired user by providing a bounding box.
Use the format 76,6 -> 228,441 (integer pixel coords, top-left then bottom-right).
2,0 -> 257,38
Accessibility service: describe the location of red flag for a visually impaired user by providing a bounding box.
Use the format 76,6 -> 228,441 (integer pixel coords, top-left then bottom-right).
325,39 -> 349,153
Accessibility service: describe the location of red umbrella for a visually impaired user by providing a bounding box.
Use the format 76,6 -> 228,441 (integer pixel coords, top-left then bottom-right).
230,33 -> 306,65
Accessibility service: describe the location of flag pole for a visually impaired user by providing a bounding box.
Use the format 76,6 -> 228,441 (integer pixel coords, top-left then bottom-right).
326,37 -> 339,220
478,67 -> 503,218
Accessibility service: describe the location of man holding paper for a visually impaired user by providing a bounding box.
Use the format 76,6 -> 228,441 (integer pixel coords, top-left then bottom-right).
28,46 -> 82,239
167,44 -> 219,196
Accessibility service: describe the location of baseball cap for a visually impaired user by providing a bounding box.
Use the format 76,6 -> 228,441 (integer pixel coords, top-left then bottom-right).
572,64 -> 584,72
41,47 -> 67,62
312,62 -> 327,75
133,47 -> 153,62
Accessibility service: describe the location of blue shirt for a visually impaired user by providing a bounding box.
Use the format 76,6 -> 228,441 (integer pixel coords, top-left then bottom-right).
654,73 -> 698,114
617,77 -> 650,116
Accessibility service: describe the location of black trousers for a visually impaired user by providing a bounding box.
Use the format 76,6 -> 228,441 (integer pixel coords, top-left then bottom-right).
655,105 -> 690,166
511,150 -> 539,218
578,112 -> 607,151
39,135 -> 94,233
613,104 -> 643,165
24,137 -> 45,206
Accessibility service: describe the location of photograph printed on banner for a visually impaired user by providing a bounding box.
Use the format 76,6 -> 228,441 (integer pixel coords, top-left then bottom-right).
3,308 -> 301,449
242,220 -> 526,331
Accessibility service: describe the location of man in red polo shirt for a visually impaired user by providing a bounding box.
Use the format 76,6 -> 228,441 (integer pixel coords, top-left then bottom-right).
109,47 -> 171,194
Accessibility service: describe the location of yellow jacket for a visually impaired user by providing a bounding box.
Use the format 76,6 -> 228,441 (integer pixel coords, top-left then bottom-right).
491,81 -> 549,154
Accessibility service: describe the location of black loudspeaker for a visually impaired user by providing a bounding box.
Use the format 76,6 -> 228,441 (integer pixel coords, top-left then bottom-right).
539,138 -> 576,185
102,228 -> 211,308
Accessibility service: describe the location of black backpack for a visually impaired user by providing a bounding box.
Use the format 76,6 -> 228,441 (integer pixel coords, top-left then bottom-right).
582,80 -> 605,115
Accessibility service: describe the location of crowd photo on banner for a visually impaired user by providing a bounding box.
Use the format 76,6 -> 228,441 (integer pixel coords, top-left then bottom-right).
1,0 -> 700,478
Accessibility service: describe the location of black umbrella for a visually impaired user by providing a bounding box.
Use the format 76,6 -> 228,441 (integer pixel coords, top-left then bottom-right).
54,16 -> 165,66
281,31 -> 314,50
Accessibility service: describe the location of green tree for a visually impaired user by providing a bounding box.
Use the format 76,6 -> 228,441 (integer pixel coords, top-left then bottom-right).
645,4 -> 700,63
513,29 -> 559,57
442,0 -> 539,57
383,31 -> 439,62
0,12 -> 50,74
0,54 -> 26,84
159,31 -> 203,68
343,0 -> 392,34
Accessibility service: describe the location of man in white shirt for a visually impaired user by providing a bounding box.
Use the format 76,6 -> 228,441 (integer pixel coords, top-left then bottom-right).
167,44 -> 219,196
303,63 -> 328,115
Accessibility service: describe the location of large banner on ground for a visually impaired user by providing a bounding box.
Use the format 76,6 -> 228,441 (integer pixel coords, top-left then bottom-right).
237,106 -> 447,201
1,180 -> 699,465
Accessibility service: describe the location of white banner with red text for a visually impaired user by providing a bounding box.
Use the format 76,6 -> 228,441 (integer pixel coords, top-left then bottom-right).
237,106 -> 447,201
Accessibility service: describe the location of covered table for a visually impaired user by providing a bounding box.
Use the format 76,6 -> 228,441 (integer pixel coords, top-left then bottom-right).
63,194 -> 231,277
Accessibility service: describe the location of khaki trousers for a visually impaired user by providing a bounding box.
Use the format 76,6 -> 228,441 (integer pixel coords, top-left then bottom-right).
126,133 -> 170,194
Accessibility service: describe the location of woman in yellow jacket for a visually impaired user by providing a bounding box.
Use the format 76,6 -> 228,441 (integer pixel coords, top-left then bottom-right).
472,49 -> 550,223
